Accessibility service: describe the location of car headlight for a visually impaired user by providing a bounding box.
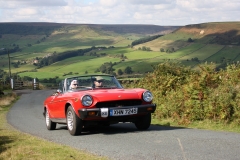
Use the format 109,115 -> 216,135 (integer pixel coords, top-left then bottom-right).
81,95 -> 93,106
143,91 -> 153,102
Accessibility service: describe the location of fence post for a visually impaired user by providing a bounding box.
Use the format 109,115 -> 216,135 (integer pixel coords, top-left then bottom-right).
33,78 -> 39,90
11,78 -> 14,90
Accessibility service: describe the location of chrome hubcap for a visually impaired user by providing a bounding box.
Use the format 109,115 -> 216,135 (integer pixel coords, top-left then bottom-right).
46,110 -> 50,126
67,111 -> 74,130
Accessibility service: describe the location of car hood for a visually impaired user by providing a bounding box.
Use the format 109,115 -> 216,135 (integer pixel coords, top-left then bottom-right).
82,88 -> 146,101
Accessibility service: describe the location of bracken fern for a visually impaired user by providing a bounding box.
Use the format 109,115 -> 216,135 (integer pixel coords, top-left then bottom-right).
123,62 -> 240,126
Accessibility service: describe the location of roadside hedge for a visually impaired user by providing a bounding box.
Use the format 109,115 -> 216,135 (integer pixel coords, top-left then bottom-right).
124,62 -> 240,125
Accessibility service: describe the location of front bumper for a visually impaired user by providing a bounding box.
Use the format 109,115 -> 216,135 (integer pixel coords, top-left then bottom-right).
78,104 -> 156,120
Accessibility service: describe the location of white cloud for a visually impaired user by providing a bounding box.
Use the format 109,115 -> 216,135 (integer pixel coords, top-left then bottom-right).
16,8 -> 39,15
99,0 -> 118,7
123,0 -> 172,5
0,0 -> 239,25
4,0 -> 67,7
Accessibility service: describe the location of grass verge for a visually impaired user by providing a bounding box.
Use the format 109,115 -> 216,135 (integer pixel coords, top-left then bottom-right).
0,93 -> 108,160
152,118 -> 240,133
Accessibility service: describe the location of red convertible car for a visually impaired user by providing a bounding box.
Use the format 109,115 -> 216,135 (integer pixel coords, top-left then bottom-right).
43,75 -> 156,135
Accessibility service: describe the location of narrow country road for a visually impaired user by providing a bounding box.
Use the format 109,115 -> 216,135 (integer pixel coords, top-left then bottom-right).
7,90 -> 240,160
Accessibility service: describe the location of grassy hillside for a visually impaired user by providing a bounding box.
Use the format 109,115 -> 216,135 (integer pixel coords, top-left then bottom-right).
0,22 -> 177,68
1,22 -> 240,81
133,22 -> 240,69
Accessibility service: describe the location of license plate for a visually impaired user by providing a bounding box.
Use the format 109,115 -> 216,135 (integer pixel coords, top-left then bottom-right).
110,108 -> 138,116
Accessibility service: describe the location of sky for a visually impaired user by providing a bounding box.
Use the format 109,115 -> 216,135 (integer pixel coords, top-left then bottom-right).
0,0 -> 239,26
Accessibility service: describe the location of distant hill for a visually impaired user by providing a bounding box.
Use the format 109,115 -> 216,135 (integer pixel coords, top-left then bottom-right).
134,22 -> 240,52
0,22 -> 180,57
0,22 -> 180,80
0,22 -> 180,36
175,22 -> 240,45
88,24 -> 179,35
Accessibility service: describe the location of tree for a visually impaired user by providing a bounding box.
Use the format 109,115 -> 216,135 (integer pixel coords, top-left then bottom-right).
99,65 -> 107,73
160,48 -> 164,52
142,46 -> 147,51
124,66 -> 133,74
117,69 -> 123,75
188,38 -> 194,42
144,47 -> 151,51
13,63 -> 18,68
191,57 -> 199,62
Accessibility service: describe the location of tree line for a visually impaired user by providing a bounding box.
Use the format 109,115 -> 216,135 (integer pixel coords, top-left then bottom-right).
131,34 -> 163,46
34,46 -> 106,68
94,62 -> 133,76
0,46 -> 21,55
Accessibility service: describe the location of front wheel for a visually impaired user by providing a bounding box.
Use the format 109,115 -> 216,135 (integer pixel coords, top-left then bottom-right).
45,108 -> 56,130
134,113 -> 151,130
66,106 -> 83,136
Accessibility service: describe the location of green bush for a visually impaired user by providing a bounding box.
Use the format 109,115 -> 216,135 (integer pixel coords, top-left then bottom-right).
124,62 -> 240,125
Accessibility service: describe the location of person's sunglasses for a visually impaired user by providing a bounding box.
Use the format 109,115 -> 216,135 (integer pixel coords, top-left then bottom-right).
73,84 -> 78,86
96,80 -> 103,83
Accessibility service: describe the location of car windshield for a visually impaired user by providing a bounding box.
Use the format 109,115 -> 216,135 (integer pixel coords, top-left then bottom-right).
64,75 -> 123,92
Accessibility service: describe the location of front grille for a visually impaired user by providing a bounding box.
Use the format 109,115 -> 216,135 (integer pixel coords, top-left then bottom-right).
95,100 -> 142,108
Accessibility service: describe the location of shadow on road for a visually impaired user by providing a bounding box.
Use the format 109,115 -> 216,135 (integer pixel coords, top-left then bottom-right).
55,123 -> 186,136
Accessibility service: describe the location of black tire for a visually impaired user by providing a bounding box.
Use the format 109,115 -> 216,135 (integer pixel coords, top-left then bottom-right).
45,108 -> 56,130
134,113 -> 151,130
66,106 -> 83,136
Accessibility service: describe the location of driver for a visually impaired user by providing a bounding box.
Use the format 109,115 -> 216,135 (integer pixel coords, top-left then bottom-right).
94,76 -> 104,88
69,80 -> 78,90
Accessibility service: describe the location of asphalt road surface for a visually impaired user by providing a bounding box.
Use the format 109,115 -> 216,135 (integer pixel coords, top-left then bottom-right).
7,90 -> 240,160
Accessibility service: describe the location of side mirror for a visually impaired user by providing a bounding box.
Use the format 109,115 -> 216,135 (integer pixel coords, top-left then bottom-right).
56,89 -> 62,94
52,89 -> 62,96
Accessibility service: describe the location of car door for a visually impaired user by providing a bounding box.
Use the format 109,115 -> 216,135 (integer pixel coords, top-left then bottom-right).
48,93 -> 66,118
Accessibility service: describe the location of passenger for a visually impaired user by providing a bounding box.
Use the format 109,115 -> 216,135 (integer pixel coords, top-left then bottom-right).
69,80 -> 78,90
94,76 -> 104,88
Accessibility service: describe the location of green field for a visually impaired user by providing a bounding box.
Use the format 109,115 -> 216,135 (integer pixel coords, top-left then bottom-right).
39,56 -> 95,72
18,56 -> 121,79
7,41 -> 240,79
1,22 -> 240,80
125,50 -> 164,60
179,44 -> 224,61
205,45 -> 240,63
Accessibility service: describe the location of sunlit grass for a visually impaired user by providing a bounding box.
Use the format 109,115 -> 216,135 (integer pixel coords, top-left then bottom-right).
18,56 -> 121,79
18,71 -> 62,79
125,50 -> 164,60
152,118 -> 240,133
0,94 -> 16,106
179,44 -> 224,61
206,45 -> 240,63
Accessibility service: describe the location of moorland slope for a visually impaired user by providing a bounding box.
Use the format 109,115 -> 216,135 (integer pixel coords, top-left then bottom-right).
1,22 -> 240,81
